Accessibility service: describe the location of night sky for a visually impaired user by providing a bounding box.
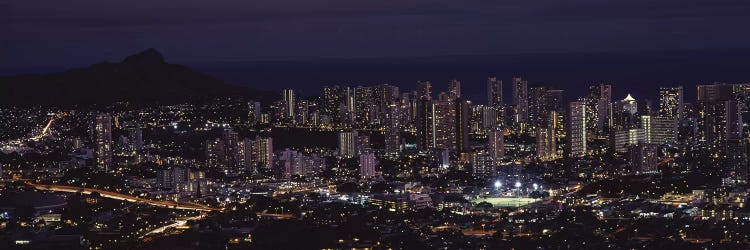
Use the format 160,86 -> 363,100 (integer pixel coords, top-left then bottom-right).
3,0 -> 749,69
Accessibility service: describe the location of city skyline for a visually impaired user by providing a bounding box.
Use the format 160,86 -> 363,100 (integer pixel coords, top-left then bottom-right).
3,1 -> 750,249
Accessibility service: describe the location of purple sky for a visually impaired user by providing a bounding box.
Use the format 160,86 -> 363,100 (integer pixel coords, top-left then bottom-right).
2,0 -> 749,68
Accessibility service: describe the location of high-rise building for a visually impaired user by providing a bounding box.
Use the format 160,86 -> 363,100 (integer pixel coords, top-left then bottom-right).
253,137 -> 274,168
276,148 -> 325,179
628,143 -> 658,174
696,83 -> 746,184
342,87 -> 356,125
641,115 -> 677,145
248,101 -> 262,124
126,127 -> 143,153
95,113 -> 113,171
357,134 -> 371,154
455,99 -> 471,153
546,90 -> 565,113
416,81 -> 435,150
282,89 -> 296,123
567,101 -> 587,157
205,138 -> 225,168
338,130 -> 359,158
488,128 -> 504,166
359,152 -> 377,179
537,127 -> 556,161
472,105 -> 500,131
384,103 -> 401,154
433,92 -> 456,151
528,86 -> 549,129
697,83 -> 733,102
546,90 -> 565,138
702,99 -> 741,151
296,100 -> 311,125
323,86 -> 345,125
612,94 -> 639,130
354,86 -> 374,128
611,128 -> 645,153
586,84 -> 612,136
222,129 -> 242,169
471,150 -> 493,178
658,86 -> 684,121
487,77 -> 503,107
448,80 -> 461,100
242,138 -> 254,172
512,77 -> 529,126
374,84 -> 399,121
416,81 -> 432,101
726,139 -> 749,185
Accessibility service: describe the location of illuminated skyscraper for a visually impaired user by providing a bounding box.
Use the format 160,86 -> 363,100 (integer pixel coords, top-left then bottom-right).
546,90 -> 565,138
611,128 -> 645,153
537,125 -> 557,161
253,137 -> 274,169
95,113 -> 113,171
658,86 -> 684,120
528,86 -> 549,129
586,84 -> 612,136
433,92 -> 456,151
512,77 -> 528,126
612,94 -> 639,130
354,86 -> 373,128
416,81 -> 435,150
471,150 -> 493,178
488,128 -> 504,166
295,100 -> 311,125
472,105 -> 500,132
222,129 -> 242,169
338,130 -> 359,158
282,89 -> 296,123
248,101 -> 261,125
696,83 -> 746,184
448,79 -> 461,100
323,86 -> 344,125
384,103 -> 401,154
359,152 -> 377,179
416,81 -> 432,101
374,84 -> 399,121
342,87 -> 356,125
205,138 -> 225,168
487,77 -> 503,107
641,115 -> 677,145
567,101 -> 587,157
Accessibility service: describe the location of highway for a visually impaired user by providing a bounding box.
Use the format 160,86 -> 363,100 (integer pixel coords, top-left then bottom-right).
25,182 -> 221,212
142,214 -> 205,238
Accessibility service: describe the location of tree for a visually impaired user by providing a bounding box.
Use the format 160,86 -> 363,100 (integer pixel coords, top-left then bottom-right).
476,201 -> 493,210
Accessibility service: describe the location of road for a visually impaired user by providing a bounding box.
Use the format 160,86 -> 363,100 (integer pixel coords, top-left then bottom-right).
25,182 -> 221,212
142,214 -> 205,238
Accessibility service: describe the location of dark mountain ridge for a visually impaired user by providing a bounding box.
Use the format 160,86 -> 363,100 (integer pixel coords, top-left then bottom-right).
0,49 -> 275,106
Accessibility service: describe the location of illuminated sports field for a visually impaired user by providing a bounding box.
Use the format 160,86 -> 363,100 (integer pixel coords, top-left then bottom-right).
473,197 -> 541,207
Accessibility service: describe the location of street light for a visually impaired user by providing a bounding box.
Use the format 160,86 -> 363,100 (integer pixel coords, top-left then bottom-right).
494,180 -> 502,190
514,181 -> 521,188
533,183 -> 539,191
